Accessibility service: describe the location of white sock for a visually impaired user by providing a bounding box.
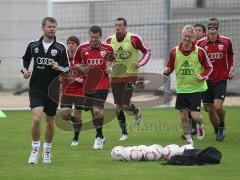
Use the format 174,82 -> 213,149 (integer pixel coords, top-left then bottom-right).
197,123 -> 204,129
43,142 -> 52,152
32,141 -> 40,152
185,135 -> 193,142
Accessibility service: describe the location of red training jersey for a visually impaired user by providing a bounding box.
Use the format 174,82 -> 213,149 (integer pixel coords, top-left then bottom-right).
73,41 -> 115,91
196,35 -> 234,83
61,55 -> 85,96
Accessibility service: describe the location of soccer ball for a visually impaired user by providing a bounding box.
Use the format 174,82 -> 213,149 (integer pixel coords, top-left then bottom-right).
122,147 -> 132,161
137,145 -> 147,160
129,146 -> 142,161
111,146 -> 124,161
178,144 -> 194,155
163,144 -> 180,160
151,144 -> 164,160
143,146 -> 159,161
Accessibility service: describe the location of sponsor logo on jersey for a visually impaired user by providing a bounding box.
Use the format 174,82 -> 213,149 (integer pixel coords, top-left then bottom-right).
100,51 -> 106,57
207,52 -> 223,60
87,58 -> 103,65
51,49 -> 58,56
218,44 -> 224,51
36,57 -> 54,65
34,47 -> 39,54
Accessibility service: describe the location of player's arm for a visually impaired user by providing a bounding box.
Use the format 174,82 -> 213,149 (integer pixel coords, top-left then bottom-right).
131,34 -> 151,68
21,43 -> 33,79
163,48 -> 176,76
105,47 -> 116,74
197,48 -> 213,80
227,39 -> 234,80
53,44 -> 70,73
73,46 -> 90,74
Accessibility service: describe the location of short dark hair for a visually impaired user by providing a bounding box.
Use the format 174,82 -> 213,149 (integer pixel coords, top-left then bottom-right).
194,23 -> 206,34
208,17 -> 220,26
115,17 -> 127,26
89,25 -> 102,36
42,17 -> 57,27
67,36 -> 80,46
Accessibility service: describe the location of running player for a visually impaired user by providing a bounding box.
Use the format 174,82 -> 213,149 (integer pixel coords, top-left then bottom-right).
197,17 -> 235,141
163,25 -> 212,145
21,17 -> 69,164
106,17 -> 151,141
74,26 -> 115,149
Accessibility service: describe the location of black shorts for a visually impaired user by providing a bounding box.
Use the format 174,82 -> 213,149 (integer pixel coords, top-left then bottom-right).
60,95 -> 85,110
202,80 -> 227,104
175,92 -> 202,112
111,81 -> 136,106
29,90 -> 58,116
85,89 -> 109,109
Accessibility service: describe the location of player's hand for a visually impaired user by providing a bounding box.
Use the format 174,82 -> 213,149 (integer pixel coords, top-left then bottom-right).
163,67 -> 171,76
51,61 -> 59,71
228,70 -> 234,80
133,62 -> 141,68
105,67 -> 112,74
197,74 -> 206,80
23,70 -> 31,79
74,64 -> 91,74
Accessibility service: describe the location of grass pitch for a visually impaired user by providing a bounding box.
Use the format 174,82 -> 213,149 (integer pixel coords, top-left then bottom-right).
0,106 -> 239,180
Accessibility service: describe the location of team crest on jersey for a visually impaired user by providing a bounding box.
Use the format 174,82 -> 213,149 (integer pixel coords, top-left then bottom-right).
100,51 -> 106,57
51,49 -> 58,56
34,47 -> 39,53
218,44 -> 224,51
204,46 -> 208,51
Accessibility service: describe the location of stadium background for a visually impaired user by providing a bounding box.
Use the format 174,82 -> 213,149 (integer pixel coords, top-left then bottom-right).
0,0 -> 239,95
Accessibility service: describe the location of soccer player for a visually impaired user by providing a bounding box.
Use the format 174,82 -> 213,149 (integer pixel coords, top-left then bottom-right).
21,17 -> 69,164
106,17 -> 151,141
197,17 -> 235,141
74,25 -> 115,149
163,25 -> 212,145
60,36 -> 85,146
182,23 -> 207,140
194,23 -> 206,42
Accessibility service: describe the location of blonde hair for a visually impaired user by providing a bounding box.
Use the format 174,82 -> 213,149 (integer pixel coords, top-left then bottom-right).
182,25 -> 196,36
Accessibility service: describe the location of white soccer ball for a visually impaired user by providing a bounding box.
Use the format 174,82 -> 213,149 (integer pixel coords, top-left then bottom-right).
163,144 -> 180,160
129,146 -> 142,161
143,146 -> 159,161
178,144 -> 194,155
151,144 -> 164,160
137,145 -> 147,160
122,147 -> 132,161
111,146 -> 124,161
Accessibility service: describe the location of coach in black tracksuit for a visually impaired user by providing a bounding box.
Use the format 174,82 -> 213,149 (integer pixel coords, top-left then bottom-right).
21,17 -> 69,164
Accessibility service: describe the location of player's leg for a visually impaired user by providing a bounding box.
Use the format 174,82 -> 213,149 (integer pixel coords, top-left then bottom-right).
175,94 -> 193,145
42,96 -> 58,163
121,81 -> 141,125
71,108 -> 82,146
213,80 -> 227,141
189,92 -> 205,140
111,82 -> 128,140
91,90 -> 108,150
28,91 -> 44,164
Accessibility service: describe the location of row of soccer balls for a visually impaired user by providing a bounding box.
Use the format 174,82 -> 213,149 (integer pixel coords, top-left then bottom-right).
111,144 -> 194,161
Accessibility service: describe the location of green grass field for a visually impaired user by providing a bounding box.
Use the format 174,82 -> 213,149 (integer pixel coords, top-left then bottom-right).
0,106 -> 239,180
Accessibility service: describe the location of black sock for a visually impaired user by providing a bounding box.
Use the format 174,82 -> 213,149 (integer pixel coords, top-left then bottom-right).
219,121 -> 225,128
129,104 -> 138,115
116,110 -> 128,135
93,117 -> 104,138
72,121 -> 82,141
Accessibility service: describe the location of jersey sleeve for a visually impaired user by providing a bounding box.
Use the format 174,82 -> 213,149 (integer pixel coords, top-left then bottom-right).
21,43 -> 32,73
198,48 -> 213,79
58,44 -> 70,73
